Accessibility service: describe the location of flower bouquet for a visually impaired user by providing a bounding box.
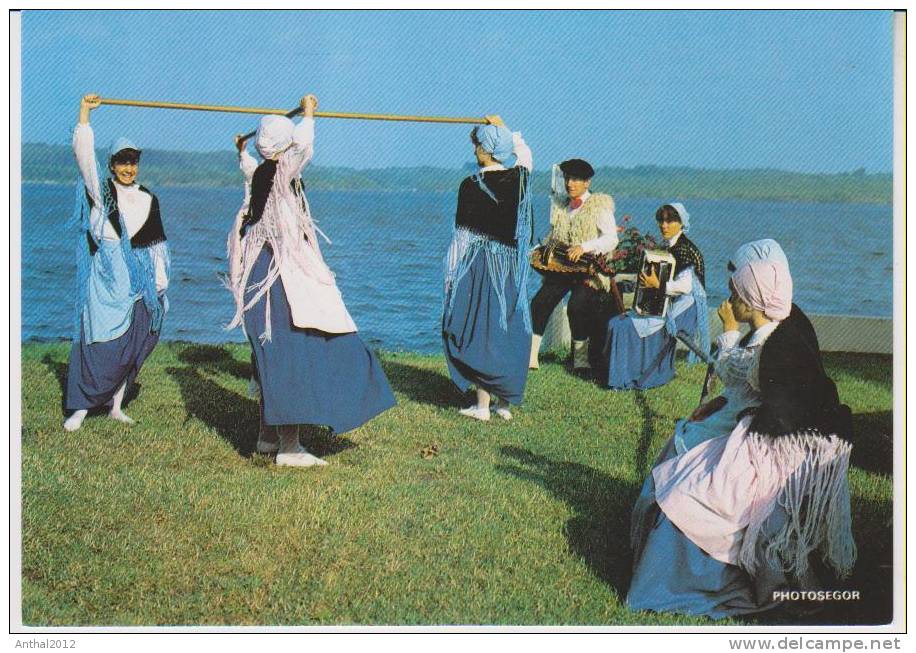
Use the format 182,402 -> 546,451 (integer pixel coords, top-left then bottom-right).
612,215 -> 659,293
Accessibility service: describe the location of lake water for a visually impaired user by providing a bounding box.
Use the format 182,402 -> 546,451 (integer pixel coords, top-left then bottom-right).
21,183 -> 893,353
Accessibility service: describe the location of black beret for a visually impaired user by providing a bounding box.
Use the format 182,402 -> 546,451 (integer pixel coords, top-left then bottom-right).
559,158 -> 595,180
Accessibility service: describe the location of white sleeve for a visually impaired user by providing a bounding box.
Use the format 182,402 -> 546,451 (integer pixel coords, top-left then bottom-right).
512,131 -> 532,171
714,330 -> 755,388
665,267 -> 693,296
239,148 -> 258,181
716,330 -> 742,354
580,210 -> 619,254
72,123 -> 105,238
150,242 -> 170,292
234,148 -> 257,217
283,116 -> 315,176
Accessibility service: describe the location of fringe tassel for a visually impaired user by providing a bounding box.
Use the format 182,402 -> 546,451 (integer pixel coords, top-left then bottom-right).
225,160 -> 334,343
443,167 -> 534,334
69,179 -> 92,340
444,228 -> 529,332
69,170 -> 167,339
740,431 -> 856,580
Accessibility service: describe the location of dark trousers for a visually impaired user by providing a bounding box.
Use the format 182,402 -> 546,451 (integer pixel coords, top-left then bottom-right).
531,274 -> 606,341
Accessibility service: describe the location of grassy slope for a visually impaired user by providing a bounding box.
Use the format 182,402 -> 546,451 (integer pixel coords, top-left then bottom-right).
20,343 -> 893,626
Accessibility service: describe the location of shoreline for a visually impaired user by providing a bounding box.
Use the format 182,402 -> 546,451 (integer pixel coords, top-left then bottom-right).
20,179 -> 894,206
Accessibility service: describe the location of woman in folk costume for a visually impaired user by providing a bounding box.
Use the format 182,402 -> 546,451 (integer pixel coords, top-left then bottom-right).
627,258 -> 855,619
728,238 -> 820,355
529,158 -> 618,375
670,238 -> 820,454
600,203 -> 709,390
630,239 -> 835,557
442,119 -> 533,422
227,94 -> 395,467
64,94 -> 170,432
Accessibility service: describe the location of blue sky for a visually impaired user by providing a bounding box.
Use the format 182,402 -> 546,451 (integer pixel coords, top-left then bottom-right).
20,9 -> 894,173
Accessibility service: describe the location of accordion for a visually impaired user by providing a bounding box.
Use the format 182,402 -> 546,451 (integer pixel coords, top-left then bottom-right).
633,249 -> 676,317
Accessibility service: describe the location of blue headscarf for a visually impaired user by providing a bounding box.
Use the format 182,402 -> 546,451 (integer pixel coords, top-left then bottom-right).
108,137 -> 141,160
729,238 -> 789,272
473,124 -> 515,167
669,202 -> 691,232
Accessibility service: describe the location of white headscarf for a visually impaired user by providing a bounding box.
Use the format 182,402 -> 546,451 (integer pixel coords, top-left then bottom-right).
256,115 -> 295,160
730,239 -> 789,272
731,259 -> 793,321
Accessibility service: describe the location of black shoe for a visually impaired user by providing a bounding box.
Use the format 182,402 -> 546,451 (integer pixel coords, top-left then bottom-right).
573,367 -> 593,380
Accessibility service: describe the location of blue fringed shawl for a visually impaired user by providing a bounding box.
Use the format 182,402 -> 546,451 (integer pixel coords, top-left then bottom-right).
443,167 -> 534,332
69,168 -> 168,343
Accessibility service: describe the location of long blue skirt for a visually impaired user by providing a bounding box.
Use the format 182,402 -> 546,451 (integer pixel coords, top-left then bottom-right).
443,255 -> 529,405
601,303 -> 698,390
628,438 -> 787,619
244,248 -> 396,433
66,298 -> 160,411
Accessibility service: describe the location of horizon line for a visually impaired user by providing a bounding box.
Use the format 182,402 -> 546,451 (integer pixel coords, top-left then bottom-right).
21,141 -> 894,177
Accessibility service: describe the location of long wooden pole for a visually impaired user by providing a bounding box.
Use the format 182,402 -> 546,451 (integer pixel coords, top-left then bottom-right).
99,97 -> 489,125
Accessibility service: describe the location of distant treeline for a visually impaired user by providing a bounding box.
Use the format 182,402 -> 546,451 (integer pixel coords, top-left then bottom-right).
23,142 -> 891,204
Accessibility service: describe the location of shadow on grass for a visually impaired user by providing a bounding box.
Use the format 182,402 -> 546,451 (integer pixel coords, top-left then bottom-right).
177,344 -> 251,380
42,352 -> 140,417
166,362 -> 356,460
823,352 -> 893,386
381,360 -> 464,409
41,353 -> 69,415
297,427 -> 357,458
166,366 -> 260,457
751,491 -> 894,627
632,391 -> 657,480
849,410 -> 893,476
496,445 -> 639,599
498,443 -> 893,626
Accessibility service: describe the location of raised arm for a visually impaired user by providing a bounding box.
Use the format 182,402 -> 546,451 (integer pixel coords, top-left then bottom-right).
512,131 -> 532,171
73,94 -> 103,209
235,134 -> 258,182
281,94 -> 317,177
484,115 -> 532,171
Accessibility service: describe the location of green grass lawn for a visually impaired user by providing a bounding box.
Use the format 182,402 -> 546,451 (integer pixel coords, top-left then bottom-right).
19,342 -> 894,626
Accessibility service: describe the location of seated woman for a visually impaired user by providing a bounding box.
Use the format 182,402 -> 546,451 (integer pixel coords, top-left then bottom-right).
627,258 -> 855,620
729,238 -> 820,356
674,238 -> 817,454
599,203 -> 708,390
442,119 -> 533,421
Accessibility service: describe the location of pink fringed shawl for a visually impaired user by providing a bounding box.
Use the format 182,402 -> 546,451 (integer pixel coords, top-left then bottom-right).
653,415 -> 856,579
